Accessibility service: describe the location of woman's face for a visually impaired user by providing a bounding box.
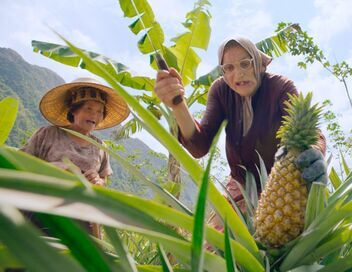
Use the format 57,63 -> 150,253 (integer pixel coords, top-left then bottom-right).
71,100 -> 104,134
221,46 -> 257,97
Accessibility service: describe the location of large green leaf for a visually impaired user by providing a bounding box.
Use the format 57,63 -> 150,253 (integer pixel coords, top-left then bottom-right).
170,1 -> 211,86
0,205 -> 85,272
0,171 -> 231,271
59,36 -> 261,260
0,97 -> 19,146
0,146 -> 78,181
299,222 -> 352,265
317,250 -> 352,272
0,165 -> 263,271
0,243 -> 22,270
31,40 -> 154,92
119,0 -> 165,53
0,169 -> 183,240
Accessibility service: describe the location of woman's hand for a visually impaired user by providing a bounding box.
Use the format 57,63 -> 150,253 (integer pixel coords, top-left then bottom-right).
84,169 -> 106,186
155,68 -> 185,109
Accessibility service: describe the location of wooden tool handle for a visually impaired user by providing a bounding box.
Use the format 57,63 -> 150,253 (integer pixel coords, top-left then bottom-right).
155,53 -> 183,105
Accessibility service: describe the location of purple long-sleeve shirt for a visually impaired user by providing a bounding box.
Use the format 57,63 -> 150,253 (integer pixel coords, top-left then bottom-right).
180,72 -> 326,192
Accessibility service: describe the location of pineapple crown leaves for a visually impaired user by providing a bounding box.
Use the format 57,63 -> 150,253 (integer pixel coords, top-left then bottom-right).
276,92 -> 323,151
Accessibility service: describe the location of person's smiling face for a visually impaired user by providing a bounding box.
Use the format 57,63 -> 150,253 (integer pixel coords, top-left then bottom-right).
71,100 -> 104,134
221,46 -> 258,97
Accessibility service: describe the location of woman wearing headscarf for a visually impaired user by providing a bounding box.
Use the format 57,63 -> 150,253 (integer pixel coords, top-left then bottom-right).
21,77 -> 129,237
154,37 -> 327,211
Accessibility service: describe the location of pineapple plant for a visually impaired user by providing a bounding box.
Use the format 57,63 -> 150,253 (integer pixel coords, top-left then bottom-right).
254,92 -> 322,248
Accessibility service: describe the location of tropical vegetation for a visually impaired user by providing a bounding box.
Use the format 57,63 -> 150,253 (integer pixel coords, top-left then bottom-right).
0,0 -> 352,271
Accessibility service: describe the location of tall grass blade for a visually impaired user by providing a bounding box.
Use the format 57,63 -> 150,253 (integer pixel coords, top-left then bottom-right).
340,152 -> 351,177
255,150 -> 268,191
157,243 -> 174,272
328,171 -> 352,205
304,182 -> 326,230
245,171 -> 258,209
329,167 -> 342,190
191,121 -> 226,272
224,219 -> 238,272
104,226 -> 138,272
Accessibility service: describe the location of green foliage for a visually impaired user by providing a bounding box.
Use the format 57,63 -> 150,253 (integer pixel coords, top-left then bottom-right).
118,230 -> 160,265
0,97 -> 19,145
32,40 -> 155,92
322,99 -> 352,179
3,1 -> 351,271
276,22 -> 352,108
191,121 -> 225,272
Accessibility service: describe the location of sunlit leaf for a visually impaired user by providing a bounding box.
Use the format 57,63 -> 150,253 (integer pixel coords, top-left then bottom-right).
32,40 -> 154,92
0,97 -> 19,145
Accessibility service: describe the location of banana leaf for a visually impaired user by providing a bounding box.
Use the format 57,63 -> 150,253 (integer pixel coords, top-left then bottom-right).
32,40 -> 154,92
0,97 -> 19,145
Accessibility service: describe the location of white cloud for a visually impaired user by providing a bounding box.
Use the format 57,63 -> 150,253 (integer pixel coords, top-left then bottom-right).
213,0 -> 273,41
148,0 -> 192,36
0,2 -> 61,47
70,29 -> 99,52
309,0 -> 352,45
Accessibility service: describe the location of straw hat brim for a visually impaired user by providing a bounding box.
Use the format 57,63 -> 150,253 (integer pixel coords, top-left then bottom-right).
39,81 -> 130,130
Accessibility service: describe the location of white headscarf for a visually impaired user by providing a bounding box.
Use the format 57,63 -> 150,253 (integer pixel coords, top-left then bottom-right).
218,37 -> 272,136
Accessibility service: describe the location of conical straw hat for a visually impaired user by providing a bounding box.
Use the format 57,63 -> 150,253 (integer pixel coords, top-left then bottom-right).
39,77 -> 130,130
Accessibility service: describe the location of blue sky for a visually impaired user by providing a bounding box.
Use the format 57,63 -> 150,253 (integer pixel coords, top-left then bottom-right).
1,0 -> 352,172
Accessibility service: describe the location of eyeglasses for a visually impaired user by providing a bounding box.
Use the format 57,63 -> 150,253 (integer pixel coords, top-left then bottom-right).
220,58 -> 253,74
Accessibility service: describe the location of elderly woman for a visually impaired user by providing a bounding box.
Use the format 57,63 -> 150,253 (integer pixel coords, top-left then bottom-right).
21,77 -> 129,237
154,37 -> 326,210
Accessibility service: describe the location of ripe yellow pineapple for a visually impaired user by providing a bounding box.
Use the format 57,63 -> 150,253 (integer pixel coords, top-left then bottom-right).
254,92 -> 322,248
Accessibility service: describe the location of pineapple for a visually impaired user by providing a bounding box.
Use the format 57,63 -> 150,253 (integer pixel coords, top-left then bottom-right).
254,92 -> 322,248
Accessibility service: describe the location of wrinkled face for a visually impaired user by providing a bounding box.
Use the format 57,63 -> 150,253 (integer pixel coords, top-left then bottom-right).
72,100 -> 104,134
222,46 -> 257,97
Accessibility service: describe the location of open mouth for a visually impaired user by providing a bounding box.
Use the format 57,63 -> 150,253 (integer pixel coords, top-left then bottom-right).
86,120 -> 96,125
235,81 -> 250,87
